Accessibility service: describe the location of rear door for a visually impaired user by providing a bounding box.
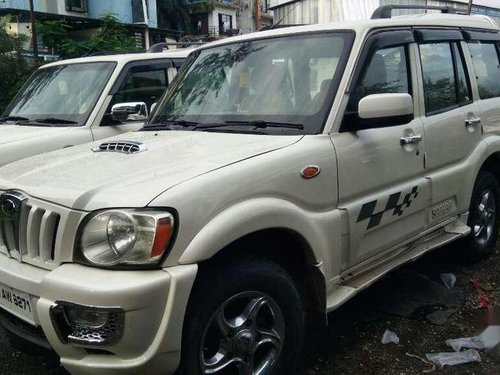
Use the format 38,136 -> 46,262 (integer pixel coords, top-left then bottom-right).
416,29 -> 482,224
332,30 -> 430,271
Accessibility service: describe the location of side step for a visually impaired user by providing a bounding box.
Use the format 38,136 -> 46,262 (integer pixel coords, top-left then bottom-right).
326,228 -> 467,312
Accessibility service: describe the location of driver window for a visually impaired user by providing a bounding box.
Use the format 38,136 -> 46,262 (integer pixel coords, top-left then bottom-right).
341,45 -> 410,131
106,65 -> 168,124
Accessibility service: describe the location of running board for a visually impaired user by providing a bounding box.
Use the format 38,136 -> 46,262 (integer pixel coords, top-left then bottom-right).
326,229 -> 465,312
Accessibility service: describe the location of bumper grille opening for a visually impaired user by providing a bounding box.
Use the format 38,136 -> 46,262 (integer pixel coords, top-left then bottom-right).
68,312 -> 121,346
50,303 -> 124,347
85,348 -> 114,355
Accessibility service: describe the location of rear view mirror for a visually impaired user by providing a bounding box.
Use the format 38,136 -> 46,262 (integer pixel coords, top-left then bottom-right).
111,102 -> 148,122
358,93 -> 413,119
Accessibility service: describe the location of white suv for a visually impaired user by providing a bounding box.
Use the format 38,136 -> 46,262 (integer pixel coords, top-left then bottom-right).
0,49 -> 189,167
0,5 -> 499,374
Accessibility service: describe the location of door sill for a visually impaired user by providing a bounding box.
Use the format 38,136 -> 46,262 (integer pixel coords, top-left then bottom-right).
326,216 -> 468,312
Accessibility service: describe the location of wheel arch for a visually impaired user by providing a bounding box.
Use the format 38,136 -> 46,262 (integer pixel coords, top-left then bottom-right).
197,227 -> 327,313
178,198 -> 338,313
479,152 -> 500,183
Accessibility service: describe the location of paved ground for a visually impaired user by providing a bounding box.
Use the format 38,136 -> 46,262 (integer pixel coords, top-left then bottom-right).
0,242 -> 498,374
302,243 -> 500,375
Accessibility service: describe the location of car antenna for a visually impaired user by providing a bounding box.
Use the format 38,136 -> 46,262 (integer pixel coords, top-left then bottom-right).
265,1 -> 301,30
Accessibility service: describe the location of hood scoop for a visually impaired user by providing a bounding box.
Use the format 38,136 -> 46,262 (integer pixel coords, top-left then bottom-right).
93,141 -> 147,154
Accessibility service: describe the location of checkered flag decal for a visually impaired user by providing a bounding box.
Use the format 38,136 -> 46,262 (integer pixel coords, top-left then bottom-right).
357,186 -> 419,230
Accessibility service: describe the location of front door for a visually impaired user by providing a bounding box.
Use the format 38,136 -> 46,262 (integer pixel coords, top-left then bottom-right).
332,31 -> 430,271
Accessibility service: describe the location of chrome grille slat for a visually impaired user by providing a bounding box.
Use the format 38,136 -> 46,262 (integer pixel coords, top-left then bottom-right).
3,220 -> 17,253
0,220 -> 9,256
39,211 -> 60,262
26,207 -> 43,259
0,197 -> 61,269
18,202 -> 30,256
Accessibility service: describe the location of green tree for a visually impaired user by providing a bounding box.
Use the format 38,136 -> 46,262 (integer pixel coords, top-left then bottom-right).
36,19 -> 70,53
38,14 -> 136,59
0,15 -> 31,114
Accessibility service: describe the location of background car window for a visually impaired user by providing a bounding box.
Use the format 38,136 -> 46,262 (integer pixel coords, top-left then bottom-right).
110,66 -> 168,122
6,62 -> 115,126
468,41 -> 500,99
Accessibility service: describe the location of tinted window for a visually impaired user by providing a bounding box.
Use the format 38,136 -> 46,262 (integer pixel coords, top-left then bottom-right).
420,43 -> 456,113
420,42 -> 472,114
468,41 -> 500,99
357,46 -> 409,98
453,44 -> 472,104
341,45 -> 410,130
110,66 -> 168,122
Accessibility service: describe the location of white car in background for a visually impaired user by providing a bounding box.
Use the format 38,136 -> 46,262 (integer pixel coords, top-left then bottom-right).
0,49 -> 189,166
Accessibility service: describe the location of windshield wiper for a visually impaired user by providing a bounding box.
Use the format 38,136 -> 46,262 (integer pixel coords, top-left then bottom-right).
0,116 -> 30,123
144,119 -> 199,130
33,118 -> 78,125
195,120 -> 304,130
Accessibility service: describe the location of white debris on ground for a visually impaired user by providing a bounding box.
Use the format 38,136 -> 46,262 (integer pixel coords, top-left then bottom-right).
381,330 -> 400,345
446,326 -> 500,353
425,349 -> 482,368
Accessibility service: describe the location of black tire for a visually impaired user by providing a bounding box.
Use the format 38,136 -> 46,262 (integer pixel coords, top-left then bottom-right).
460,171 -> 500,262
178,258 -> 304,375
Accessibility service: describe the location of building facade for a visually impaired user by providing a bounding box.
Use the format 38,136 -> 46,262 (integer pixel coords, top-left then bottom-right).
268,0 -> 500,25
181,0 -> 273,40
0,0 -> 180,54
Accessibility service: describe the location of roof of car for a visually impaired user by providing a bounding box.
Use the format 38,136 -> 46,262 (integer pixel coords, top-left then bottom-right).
199,13 -> 498,50
42,48 -> 193,68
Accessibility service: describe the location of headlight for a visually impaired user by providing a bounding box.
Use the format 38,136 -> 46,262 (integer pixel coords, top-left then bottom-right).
77,209 -> 175,267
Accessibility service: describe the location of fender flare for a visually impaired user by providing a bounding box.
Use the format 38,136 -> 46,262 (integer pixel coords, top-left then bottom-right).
178,197 -> 340,278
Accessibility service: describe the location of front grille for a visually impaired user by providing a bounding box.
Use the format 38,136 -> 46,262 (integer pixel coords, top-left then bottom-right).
93,141 -> 147,154
0,202 -> 61,269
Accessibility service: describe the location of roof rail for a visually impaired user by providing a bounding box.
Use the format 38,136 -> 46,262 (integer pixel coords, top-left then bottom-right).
147,42 -> 204,53
371,5 -> 459,19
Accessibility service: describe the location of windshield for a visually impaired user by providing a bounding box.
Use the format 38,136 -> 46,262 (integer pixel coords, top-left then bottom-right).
2,62 -> 116,126
147,31 -> 354,134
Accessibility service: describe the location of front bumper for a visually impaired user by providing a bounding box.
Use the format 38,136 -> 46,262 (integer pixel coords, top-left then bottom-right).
0,255 -> 197,374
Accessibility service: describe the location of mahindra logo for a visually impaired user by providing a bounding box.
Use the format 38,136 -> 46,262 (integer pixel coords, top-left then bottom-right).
0,191 -> 27,220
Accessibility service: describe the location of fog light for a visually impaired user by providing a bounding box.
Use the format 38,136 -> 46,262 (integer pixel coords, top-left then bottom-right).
66,308 -> 109,328
50,302 -> 124,347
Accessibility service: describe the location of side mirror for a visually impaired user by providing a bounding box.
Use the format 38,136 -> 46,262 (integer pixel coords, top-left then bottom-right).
111,102 -> 148,122
358,93 -> 413,119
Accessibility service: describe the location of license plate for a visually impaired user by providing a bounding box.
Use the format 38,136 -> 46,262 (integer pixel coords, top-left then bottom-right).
0,283 -> 36,324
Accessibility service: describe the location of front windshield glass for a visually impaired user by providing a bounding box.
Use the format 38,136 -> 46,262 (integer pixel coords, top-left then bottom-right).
2,62 -> 116,126
148,31 -> 354,134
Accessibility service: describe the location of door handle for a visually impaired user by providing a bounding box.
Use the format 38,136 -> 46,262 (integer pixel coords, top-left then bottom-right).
400,134 -> 422,146
465,118 -> 481,128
